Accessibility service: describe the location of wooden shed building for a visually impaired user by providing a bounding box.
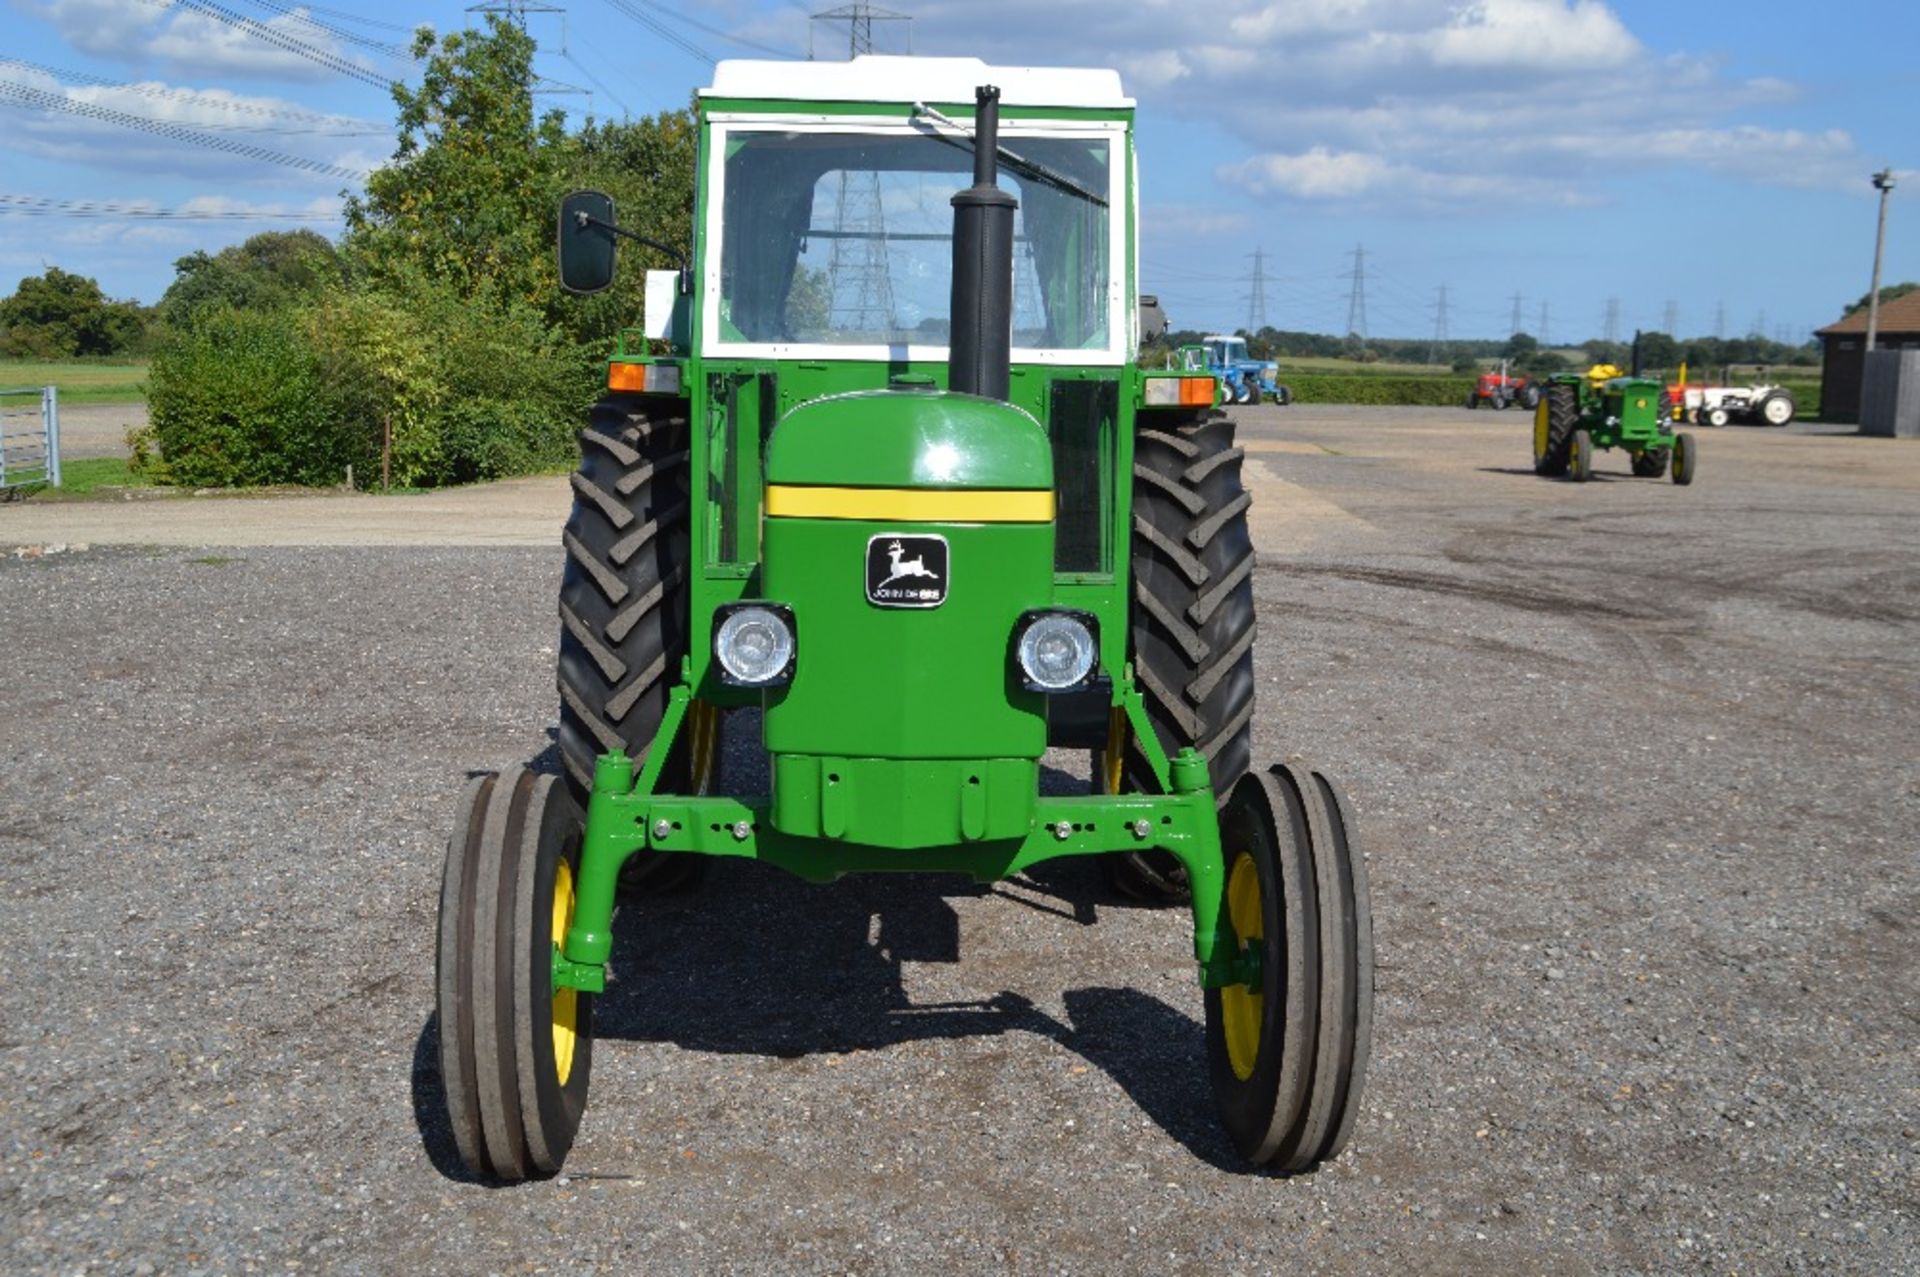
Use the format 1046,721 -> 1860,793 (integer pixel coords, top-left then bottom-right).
1816,290 -> 1920,423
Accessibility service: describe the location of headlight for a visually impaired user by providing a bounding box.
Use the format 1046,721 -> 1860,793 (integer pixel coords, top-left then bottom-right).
1014,610 -> 1098,692
713,604 -> 795,687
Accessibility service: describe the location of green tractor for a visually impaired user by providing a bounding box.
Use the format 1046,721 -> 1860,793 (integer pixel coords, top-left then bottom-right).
434,57 -> 1373,1180
1532,357 -> 1697,484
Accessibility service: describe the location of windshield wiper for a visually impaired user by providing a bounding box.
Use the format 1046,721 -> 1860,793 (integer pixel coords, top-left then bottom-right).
911,102 -> 1109,208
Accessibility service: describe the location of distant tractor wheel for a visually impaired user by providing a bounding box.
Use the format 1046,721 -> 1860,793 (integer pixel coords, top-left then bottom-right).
1519,383 -> 1541,410
1466,392 -> 1480,410
437,766 -> 593,1181
1206,766 -> 1373,1170
1491,392 -> 1509,410
1112,408 -> 1257,902
1759,392 -> 1796,426
1671,432 -> 1697,485
1274,385 -> 1292,407
556,394 -> 709,894
1532,385 -> 1576,476
1705,406 -> 1730,428
1631,448 -> 1670,478
1236,379 -> 1255,406
1570,429 -> 1593,482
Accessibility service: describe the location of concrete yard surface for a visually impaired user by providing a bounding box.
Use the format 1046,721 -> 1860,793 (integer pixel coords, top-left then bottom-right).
0,406 -> 1914,1273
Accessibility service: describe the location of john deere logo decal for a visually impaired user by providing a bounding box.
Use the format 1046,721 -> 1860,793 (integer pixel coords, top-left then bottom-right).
866,534 -> 948,608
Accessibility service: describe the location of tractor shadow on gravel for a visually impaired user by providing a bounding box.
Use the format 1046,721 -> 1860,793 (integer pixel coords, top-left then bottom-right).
410,856 -> 1238,1177
413,733 -> 1240,1177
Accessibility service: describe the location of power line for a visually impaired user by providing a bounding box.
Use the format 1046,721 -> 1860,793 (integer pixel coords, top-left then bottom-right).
813,2 -> 903,335
1538,299 -> 1550,346
1246,246 -> 1268,331
561,49 -> 630,118
1343,244 -> 1368,347
0,79 -> 368,178
1602,296 -> 1620,344
810,3 -> 911,57
626,0 -> 801,58
1429,284 -> 1449,365
601,0 -> 714,64
0,192 -> 341,220
238,0 -> 413,56
0,57 -> 386,132
1509,290 -> 1523,336
166,0 -> 395,88
263,0 -> 417,32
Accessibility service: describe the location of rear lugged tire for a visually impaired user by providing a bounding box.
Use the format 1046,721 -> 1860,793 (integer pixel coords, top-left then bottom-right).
556,395 -> 702,892
1113,409 -> 1257,901
1533,385 -> 1576,476
437,767 -> 593,1181
1206,766 -> 1373,1170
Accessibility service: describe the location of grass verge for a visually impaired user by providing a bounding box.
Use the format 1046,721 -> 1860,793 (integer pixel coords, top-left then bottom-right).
16,456 -> 158,500
0,359 -> 148,405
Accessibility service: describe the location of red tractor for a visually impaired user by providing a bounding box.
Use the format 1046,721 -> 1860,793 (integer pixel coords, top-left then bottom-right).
1465,361 -> 1541,410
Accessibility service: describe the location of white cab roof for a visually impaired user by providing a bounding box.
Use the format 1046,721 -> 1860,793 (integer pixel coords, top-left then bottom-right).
703,55 -> 1132,110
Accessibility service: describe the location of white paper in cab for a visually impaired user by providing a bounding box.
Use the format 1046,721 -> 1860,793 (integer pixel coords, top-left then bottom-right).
643,271 -> 678,341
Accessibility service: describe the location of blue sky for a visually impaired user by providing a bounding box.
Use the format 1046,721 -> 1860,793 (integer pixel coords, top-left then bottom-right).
1,0 -> 1914,342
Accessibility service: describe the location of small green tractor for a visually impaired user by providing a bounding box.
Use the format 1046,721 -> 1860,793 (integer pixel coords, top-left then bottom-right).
435,57 -> 1372,1180
1532,361 -> 1697,484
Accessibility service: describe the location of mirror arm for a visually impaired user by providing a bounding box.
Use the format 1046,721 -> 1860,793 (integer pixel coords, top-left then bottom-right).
573,211 -> 692,294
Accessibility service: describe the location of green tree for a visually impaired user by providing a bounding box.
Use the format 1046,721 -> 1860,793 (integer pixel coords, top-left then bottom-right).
159,229 -> 339,329
1843,281 -> 1918,315
1502,331 -> 1539,361
344,17 -> 570,310
1634,331 -> 1679,370
0,266 -> 147,356
560,107 -> 700,344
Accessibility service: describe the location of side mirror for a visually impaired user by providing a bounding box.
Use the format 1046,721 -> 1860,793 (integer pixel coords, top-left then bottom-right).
557,190 -> 617,294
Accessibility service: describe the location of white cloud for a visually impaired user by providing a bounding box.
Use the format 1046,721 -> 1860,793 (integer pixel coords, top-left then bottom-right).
1425,0 -> 1639,69
0,66 -> 376,183
1221,145 -> 1595,207
1119,49 -> 1188,90
27,0 -> 385,82
1143,203 -> 1250,237
899,0 -> 1868,209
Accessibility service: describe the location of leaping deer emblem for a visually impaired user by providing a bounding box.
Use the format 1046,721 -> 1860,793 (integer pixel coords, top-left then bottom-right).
878,539 -> 940,589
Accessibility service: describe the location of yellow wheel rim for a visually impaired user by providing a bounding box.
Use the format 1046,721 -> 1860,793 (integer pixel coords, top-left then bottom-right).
1220,851 -> 1265,1082
1102,706 -> 1126,795
550,857 -> 579,1085
686,700 -> 721,795
1532,398 -> 1550,461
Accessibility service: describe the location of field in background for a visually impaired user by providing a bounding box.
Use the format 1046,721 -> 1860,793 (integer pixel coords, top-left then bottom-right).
0,359 -> 147,404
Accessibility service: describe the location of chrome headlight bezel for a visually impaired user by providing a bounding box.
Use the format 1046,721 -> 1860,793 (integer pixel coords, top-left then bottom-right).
712,602 -> 797,688
1013,609 -> 1100,693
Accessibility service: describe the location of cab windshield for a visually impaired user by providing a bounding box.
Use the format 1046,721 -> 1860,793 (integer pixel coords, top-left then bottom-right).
712,126 -> 1114,354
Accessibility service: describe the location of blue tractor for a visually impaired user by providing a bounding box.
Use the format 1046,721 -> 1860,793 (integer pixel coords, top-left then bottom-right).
1203,334 -> 1289,406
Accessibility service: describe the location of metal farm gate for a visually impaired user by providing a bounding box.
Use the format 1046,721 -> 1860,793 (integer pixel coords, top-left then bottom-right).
0,385 -> 60,495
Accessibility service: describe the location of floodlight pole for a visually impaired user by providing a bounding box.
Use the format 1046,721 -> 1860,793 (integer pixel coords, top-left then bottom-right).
1866,168 -> 1896,352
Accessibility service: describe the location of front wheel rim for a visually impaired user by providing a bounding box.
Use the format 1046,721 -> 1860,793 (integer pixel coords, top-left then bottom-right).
1220,852 -> 1266,1082
550,858 -> 579,1085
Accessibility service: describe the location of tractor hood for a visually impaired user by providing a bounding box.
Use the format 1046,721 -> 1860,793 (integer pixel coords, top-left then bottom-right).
765,389 -> 1050,491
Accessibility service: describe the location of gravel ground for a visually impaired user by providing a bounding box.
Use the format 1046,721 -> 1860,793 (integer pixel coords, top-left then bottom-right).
0,408 -> 1914,1274
45,403 -> 148,461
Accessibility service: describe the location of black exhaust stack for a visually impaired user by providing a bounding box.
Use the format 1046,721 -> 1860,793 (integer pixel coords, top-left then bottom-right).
948,85 -> 1017,401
